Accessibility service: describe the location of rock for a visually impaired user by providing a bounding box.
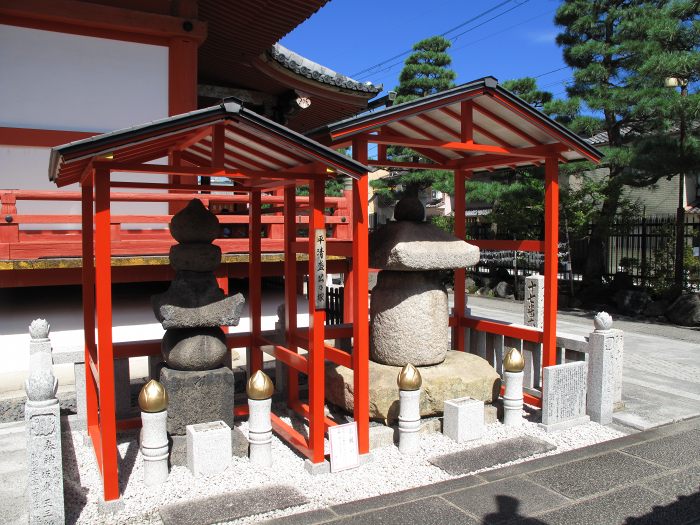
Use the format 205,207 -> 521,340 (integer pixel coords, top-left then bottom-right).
326,351 -> 501,420
156,293 -> 245,329
169,199 -> 220,244
370,271 -> 448,366
612,271 -> 634,291
169,243 -> 222,272
393,195 -> 425,222
162,327 -> 228,370
369,222 -> 479,271
495,281 -> 513,298
644,299 -> 669,318
160,366 -> 235,435
476,286 -> 491,296
614,289 -> 651,316
368,271 -> 378,291
666,293 -> 700,326
152,271 -> 225,311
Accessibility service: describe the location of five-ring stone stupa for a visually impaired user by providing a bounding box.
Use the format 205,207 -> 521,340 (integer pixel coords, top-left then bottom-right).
327,195 -> 500,420
152,199 -> 245,438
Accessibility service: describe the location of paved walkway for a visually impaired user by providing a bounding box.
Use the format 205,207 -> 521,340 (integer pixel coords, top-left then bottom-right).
461,295 -> 700,431
0,422 -> 27,525
263,416 -> 700,525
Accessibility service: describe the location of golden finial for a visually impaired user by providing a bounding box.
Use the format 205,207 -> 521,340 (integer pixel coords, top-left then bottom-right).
503,347 -> 525,373
397,363 -> 422,391
246,370 -> 274,400
138,379 -> 168,412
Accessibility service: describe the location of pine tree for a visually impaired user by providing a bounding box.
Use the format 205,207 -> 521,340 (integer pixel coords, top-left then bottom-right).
372,36 -> 457,201
552,0 -> 699,286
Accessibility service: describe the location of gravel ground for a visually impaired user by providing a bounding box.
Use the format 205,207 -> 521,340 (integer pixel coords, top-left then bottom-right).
63,412 -> 624,525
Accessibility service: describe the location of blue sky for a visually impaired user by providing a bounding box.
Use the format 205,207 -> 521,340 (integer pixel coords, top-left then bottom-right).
281,0 -> 570,99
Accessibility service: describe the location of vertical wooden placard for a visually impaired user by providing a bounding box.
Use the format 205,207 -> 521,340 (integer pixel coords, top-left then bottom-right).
314,228 -> 326,310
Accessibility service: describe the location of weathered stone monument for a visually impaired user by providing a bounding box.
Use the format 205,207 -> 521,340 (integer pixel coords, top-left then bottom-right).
326,196 -> 500,420
152,199 -> 245,441
539,361 -> 589,432
25,319 -> 64,525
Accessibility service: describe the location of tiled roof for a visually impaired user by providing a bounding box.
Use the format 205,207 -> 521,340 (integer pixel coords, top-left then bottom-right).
269,44 -> 383,94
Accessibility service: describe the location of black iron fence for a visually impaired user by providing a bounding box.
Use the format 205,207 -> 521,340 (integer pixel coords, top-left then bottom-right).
467,214 -> 700,291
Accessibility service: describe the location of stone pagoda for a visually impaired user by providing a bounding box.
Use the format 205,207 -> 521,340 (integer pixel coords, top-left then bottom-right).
152,199 -> 245,438
327,196 -> 500,420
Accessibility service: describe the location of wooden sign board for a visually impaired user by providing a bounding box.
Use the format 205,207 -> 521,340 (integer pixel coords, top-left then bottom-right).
328,422 -> 360,473
314,228 -> 326,310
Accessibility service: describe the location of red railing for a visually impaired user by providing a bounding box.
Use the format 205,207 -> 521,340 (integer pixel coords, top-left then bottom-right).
0,188 -> 352,260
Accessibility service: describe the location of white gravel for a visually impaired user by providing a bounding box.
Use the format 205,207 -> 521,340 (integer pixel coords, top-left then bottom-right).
63,411 -> 625,525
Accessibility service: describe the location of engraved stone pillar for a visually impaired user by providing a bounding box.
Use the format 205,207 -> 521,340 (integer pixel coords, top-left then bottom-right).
587,312 -> 619,424
397,364 -> 422,455
539,362 -> 589,432
138,380 -> 169,486
25,319 -> 64,525
503,348 -> 525,426
246,371 -> 274,468
523,274 -> 544,388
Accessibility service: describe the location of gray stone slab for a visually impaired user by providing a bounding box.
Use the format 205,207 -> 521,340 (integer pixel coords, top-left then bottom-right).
159,485 -> 308,525
642,464 -> 700,498
429,436 -> 556,475
530,485 -> 695,525
526,450 -> 662,499
330,475 -> 485,516
443,476 -> 569,524
259,509 -> 338,525
323,496 -> 478,525
622,428 -> 700,468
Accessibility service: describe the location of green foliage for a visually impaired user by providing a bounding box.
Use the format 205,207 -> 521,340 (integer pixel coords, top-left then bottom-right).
502,77 -> 553,109
429,215 -> 455,234
553,0 -> 700,284
394,36 -> 457,104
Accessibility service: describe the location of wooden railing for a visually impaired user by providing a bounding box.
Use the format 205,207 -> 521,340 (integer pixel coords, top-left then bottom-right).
0,188 -> 352,260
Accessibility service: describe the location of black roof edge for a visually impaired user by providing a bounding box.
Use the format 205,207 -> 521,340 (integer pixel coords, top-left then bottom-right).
49,101 -> 369,182
306,77 -> 496,139
490,85 -> 604,161
307,76 -> 604,162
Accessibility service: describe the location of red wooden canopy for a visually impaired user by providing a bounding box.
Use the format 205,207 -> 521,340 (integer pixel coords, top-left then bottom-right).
50,101 -> 372,501
312,76 -> 603,405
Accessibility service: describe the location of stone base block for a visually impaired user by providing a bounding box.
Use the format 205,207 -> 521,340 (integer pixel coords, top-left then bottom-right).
538,415 -> 590,433
303,459 -> 330,475
326,351 -> 500,420
186,420 -> 232,476
169,426 -> 246,467
98,497 -> 125,515
160,367 -> 235,435
443,397 -> 485,443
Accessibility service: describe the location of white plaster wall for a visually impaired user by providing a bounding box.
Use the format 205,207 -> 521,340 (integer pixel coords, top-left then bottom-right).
0,24 -> 168,132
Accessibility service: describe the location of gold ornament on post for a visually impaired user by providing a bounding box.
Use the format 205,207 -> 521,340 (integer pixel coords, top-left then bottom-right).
503,347 -> 525,373
397,363 -> 422,391
138,379 -> 168,413
247,370 -> 274,400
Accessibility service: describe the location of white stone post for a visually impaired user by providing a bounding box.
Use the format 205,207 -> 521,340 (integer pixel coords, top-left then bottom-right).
503,347 -> 525,426
397,364 -> 422,455
25,319 -> 64,525
138,380 -> 169,486
586,312 -> 622,424
246,370 -> 273,467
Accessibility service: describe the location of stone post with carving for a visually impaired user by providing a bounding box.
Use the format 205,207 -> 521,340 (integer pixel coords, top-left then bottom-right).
503,347 -> 525,426
138,380 -> 169,486
247,370 -> 273,467
25,319 -> 64,525
587,312 -> 623,424
397,364 -> 422,454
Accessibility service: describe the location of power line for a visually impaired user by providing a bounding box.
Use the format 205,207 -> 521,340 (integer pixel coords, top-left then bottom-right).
350,0 -> 526,78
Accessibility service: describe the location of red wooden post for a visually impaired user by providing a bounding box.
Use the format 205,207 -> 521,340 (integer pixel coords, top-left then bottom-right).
268,189 -> 285,239
81,176 -> 98,432
453,169 -> 467,352
307,178 -> 327,463
93,169 -> 119,501
352,137 -> 370,455
249,190 -> 263,375
0,191 -> 19,250
284,186 -> 299,406
543,156 -> 559,369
